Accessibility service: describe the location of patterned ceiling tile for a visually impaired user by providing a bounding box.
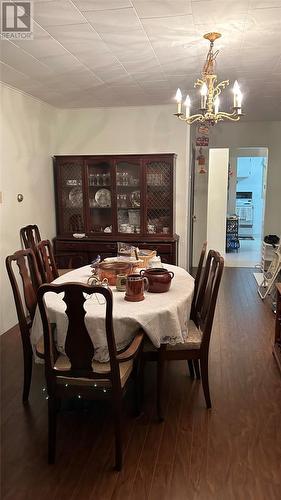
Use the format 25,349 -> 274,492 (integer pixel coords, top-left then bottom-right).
33,0 -> 85,26
72,0 -> 132,11
0,0 -> 280,118
132,0 -> 192,18
84,7 -> 141,33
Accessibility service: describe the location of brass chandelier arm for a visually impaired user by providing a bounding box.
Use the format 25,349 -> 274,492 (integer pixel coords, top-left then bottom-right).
194,78 -> 205,88
214,79 -> 230,97
177,114 -> 210,124
176,108 -> 241,125
217,111 -> 241,122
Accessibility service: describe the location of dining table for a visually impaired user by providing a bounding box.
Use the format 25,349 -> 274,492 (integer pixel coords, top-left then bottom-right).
31,263 -> 194,363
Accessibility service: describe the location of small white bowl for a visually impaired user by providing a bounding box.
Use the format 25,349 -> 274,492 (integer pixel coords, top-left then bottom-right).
73,233 -> 86,239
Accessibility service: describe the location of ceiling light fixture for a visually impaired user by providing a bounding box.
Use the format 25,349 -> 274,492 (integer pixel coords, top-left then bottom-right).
174,32 -> 244,125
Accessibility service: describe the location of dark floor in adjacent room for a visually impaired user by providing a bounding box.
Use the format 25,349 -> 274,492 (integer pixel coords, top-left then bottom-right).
1,268 -> 281,500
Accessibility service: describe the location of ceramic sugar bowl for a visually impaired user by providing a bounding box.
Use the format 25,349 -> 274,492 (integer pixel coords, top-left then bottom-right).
140,268 -> 174,293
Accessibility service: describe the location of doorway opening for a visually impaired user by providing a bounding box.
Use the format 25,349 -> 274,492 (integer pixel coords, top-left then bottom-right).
225,147 -> 268,267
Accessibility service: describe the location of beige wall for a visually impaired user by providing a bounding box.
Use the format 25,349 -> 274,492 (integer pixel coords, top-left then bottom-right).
55,105 -> 190,269
0,84 -> 57,333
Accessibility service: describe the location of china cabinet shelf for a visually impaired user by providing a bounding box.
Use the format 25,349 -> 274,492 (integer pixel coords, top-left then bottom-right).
53,154 -> 178,265
90,207 -> 112,210
116,184 -> 140,188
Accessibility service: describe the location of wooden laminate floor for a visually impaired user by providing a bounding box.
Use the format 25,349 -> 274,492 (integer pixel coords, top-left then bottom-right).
1,268 -> 281,500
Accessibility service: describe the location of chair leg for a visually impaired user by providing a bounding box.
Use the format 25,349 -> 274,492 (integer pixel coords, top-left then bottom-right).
22,343 -> 33,403
113,396 -> 122,471
139,355 -> 146,412
48,397 -> 57,464
187,360 -> 195,379
200,356 -> 211,409
134,358 -> 143,417
194,359 -> 201,379
114,412 -> 122,471
157,353 -> 165,422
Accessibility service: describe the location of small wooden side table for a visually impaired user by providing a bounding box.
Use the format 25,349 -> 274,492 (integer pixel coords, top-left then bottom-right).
273,283 -> 281,373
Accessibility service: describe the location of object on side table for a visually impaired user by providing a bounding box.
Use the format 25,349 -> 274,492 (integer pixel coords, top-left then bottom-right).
226,216 -> 240,253
258,242 -> 281,299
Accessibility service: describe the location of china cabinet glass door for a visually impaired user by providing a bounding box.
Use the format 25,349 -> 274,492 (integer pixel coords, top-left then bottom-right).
86,159 -> 113,234
59,160 -> 85,234
116,160 -> 141,235
145,160 -> 172,236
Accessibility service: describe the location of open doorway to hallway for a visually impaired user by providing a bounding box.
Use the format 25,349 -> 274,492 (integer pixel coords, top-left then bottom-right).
225,147 -> 268,267
190,146 -> 269,270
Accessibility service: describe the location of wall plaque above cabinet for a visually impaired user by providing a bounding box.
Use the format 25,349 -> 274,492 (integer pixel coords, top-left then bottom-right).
53,154 -> 178,265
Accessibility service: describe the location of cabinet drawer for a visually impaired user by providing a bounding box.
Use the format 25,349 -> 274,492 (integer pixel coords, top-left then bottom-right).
55,241 -> 117,252
138,243 -> 172,253
56,241 -> 83,252
90,243 -> 117,252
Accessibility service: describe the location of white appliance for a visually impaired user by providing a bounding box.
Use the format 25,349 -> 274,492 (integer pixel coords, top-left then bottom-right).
236,192 -> 254,238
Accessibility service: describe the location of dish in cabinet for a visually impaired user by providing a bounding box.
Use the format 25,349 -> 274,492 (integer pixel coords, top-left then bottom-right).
69,187 -> 83,207
130,190 -> 140,208
95,188 -> 111,208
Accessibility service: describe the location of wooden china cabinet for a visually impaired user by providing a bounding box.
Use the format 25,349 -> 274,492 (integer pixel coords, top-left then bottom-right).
53,154 -> 179,265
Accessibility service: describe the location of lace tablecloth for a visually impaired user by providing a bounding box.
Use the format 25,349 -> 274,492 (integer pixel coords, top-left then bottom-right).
31,264 -> 194,362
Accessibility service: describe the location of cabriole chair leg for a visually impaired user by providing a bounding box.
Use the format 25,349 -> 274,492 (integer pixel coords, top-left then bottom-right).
22,344 -> 33,403
48,397 -> 57,464
200,357 -> 211,409
187,360 -> 195,379
194,359 -> 201,379
113,409 -> 122,471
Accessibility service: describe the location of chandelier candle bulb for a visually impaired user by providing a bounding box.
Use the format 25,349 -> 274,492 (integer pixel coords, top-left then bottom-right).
184,95 -> 191,118
175,88 -> 182,114
200,83 -> 208,109
233,80 -> 240,108
237,90 -> 242,111
214,96 -> 220,115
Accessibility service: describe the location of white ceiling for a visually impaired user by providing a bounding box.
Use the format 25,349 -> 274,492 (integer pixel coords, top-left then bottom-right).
0,0 -> 281,120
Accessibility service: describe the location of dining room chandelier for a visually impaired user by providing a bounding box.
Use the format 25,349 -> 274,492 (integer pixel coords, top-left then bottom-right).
174,32 -> 243,125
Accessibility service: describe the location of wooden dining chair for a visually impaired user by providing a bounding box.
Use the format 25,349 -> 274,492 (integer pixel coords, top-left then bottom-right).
156,250 -> 224,420
37,282 -> 144,470
6,249 -> 44,402
190,241 -> 207,321
20,224 -> 41,252
20,225 -> 82,281
37,239 -> 59,283
188,240 -> 207,379
20,224 -> 46,280
142,241 -> 208,387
